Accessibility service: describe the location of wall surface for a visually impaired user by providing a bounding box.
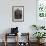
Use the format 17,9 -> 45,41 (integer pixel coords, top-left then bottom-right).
0,0 -> 37,42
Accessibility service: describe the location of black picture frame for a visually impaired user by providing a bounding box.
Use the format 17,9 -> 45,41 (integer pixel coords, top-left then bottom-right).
12,6 -> 24,22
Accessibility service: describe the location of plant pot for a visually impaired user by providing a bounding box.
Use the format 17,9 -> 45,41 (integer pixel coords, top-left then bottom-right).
37,39 -> 45,44
37,39 -> 40,43
40,38 -> 45,43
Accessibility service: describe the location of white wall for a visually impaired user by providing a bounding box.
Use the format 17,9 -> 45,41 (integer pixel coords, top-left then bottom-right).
0,0 -> 36,42
0,0 -> 36,34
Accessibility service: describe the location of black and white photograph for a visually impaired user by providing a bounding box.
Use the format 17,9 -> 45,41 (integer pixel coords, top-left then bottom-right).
12,6 -> 24,22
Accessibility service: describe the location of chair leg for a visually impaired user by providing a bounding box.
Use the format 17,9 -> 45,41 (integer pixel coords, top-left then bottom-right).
4,41 -> 7,46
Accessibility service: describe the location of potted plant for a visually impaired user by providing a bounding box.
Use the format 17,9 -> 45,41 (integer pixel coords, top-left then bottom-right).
33,32 -> 46,43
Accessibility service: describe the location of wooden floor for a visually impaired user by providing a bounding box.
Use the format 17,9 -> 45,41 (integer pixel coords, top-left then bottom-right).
0,42 -> 46,46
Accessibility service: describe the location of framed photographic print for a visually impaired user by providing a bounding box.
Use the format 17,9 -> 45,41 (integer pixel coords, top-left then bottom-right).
12,6 -> 24,22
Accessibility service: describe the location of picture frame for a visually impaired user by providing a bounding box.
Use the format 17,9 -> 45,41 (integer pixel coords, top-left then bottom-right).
12,6 -> 24,22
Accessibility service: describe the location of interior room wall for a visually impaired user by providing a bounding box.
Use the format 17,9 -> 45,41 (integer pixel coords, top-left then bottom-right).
0,0 -> 36,42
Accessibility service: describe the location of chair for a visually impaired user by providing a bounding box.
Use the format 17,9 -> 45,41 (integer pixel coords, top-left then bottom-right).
4,27 -> 19,46
18,33 -> 30,46
4,33 -> 18,46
